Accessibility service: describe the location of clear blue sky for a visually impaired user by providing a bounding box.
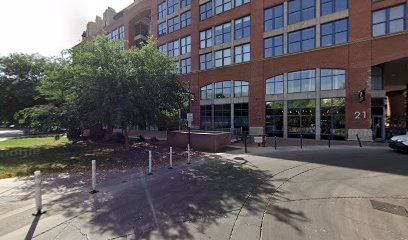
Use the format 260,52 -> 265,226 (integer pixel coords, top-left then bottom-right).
0,0 -> 132,57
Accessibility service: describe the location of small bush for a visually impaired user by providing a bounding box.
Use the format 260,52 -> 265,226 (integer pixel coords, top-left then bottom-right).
151,136 -> 158,142
138,135 -> 145,142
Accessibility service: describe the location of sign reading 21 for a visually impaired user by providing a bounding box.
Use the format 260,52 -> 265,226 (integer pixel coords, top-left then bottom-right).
354,111 -> 367,120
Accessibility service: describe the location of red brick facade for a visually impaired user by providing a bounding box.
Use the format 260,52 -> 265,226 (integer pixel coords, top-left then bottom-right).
84,0 -> 408,141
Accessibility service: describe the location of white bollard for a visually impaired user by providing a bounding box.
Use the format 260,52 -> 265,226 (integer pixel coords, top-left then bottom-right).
169,147 -> 173,169
33,171 -> 45,216
148,151 -> 153,175
187,144 -> 191,165
90,160 -> 98,194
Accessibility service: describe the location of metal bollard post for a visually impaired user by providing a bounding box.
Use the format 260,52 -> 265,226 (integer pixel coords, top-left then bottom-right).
148,151 -> 153,175
169,147 -> 173,169
328,135 -> 331,148
187,144 -> 191,164
244,135 -> 248,153
300,134 -> 303,149
274,136 -> 277,150
90,160 -> 98,194
356,134 -> 362,148
32,171 -> 45,216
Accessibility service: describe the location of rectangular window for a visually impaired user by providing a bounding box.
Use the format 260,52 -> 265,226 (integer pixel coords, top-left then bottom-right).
159,44 -> 167,54
180,10 -> 191,28
234,16 -> 251,40
320,69 -> 346,90
234,43 -> 251,64
288,70 -> 316,93
180,0 -> 191,8
167,0 -> 179,14
266,75 -> 284,95
320,98 -> 346,140
215,81 -> 231,98
371,67 -> 384,90
200,1 -> 213,21
321,0 -> 348,16
167,40 -> 179,56
214,22 -> 231,45
288,27 -> 315,53
234,81 -> 249,97
200,52 -> 213,70
264,4 -> 284,32
201,84 -> 213,100
214,104 -> 231,128
200,105 -> 213,129
180,58 -> 191,74
180,35 -> 191,54
288,0 -> 316,25
287,99 -> 316,138
158,22 -> 167,36
321,18 -> 348,47
266,101 -> 284,137
215,0 -> 232,15
215,48 -> 232,67
264,35 -> 283,58
107,26 -> 125,50
158,2 -> 167,20
372,4 -> 406,37
167,16 -> 179,33
200,29 -> 213,48
235,0 -> 250,7
234,103 -> 249,131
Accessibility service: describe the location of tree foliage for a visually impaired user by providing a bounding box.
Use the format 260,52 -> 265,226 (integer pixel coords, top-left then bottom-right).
0,53 -> 49,123
20,36 -> 185,147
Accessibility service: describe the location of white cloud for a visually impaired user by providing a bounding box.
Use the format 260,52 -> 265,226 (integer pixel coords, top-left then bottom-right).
0,0 -> 132,57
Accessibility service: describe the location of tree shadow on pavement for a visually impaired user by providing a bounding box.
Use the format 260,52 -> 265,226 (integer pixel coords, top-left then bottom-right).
32,156 -> 309,239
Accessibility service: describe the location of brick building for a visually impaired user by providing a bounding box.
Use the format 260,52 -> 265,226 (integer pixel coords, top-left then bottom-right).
82,0 -> 408,141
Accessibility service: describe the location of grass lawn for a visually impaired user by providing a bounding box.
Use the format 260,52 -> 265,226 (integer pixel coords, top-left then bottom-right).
0,136 -> 70,147
0,136 -> 186,179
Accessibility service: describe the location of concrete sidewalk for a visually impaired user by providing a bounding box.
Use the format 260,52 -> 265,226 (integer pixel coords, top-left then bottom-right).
0,146 -> 406,240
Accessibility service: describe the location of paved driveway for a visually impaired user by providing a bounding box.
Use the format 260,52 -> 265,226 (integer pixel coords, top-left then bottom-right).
0,146 -> 407,239
0,129 -> 24,142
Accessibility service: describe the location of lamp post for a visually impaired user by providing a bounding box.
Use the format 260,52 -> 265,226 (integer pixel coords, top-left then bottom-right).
188,80 -> 191,148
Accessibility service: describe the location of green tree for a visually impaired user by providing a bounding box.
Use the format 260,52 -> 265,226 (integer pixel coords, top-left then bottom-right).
22,36 -> 185,149
0,53 -> 49,124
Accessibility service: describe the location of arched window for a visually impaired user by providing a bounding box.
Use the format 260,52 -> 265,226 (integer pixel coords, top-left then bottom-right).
266,75 -> 284,95
214,81 -> 231,99
320,69 -> 346,90
200,84 -> 213,100
234,81 -> 249,97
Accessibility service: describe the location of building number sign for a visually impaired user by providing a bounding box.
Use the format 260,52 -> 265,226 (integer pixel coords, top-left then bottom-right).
354,111 -> 367,120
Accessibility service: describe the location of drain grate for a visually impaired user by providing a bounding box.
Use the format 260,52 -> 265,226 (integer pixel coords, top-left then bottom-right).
370,200 -> 408,217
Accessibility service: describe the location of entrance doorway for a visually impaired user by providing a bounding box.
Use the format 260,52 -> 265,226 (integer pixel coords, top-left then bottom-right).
372,115 -> 385,141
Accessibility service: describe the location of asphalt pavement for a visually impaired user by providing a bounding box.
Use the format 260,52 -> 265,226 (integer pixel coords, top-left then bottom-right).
0,145 -> 407,240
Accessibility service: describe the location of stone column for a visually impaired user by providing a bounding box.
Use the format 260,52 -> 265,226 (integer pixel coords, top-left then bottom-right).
315,68 -> 321,140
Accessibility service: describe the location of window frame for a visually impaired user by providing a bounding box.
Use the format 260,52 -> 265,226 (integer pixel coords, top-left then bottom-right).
180,10 -> 192,28
320,18 -> 349,47
214,22 -> 231,45
234,43 -> 251,64
234,16 -> 251,40
167,16 -> 180,33
200,28 -> 213,49
288,27 -> 316,53
264,4 -> 284,32
266,75 -> 284,95
200,1 -> 213,21
264,35 -> 284,58
200,52 -> 213,70
215,48 -> 232,67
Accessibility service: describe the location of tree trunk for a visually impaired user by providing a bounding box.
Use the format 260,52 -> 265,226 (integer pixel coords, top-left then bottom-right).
123,126 -> 130,151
